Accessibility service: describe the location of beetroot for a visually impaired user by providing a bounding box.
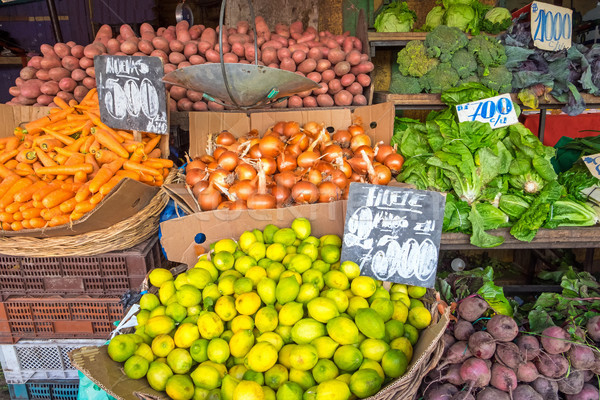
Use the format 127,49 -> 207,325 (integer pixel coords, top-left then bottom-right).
490,363 -> 517,393
454,320 -> 476,341
426,384 -> 459,400
451,393 -> 474,400
532,377 -> 559,400
585,315 -> 600,342
468,331 -> 496,360
535,353 -> 568,379
495,342 -> 525,369
540,326 -> 572,355
568,344 -> 595,369
565,324 -> 586,342
516,335 -> 541,361
516,361 -> 539,383
459,358 -> 491,395
458,297 -> 489,322
566,383 -> 599,400
487,315 -> 519,342
512,384 -> 543,400
557,370 -> 585,395
476,387 -> 510,400
443,333 -> 457,355
439,341 -> 473,369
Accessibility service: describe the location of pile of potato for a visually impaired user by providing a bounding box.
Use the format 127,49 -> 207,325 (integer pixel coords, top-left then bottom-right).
8,19 -> 373,111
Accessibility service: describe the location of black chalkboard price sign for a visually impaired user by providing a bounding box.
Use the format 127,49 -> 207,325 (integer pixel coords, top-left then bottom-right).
94,55 -> 168,134
340,183 -> 446,288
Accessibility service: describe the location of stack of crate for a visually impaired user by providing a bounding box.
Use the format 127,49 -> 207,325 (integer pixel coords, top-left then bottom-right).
0,236 -> 163,399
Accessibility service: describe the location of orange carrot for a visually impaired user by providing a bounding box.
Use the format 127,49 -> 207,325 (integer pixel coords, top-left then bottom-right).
80,136 -> 95,154
34,147 -> 57,167
74,170 -> 87,184
37,138 -> 63,152
80,120 -> 93,138
99,176 -> 125,195
80,88 -> 97,104
0,178 -> 32,209
12,211 -> 23,221
14,180 -> 48,202
129,146 -> 146,163
60,181 -> 83,192
115,170 -> 140,180
0,150 -> 18,164
85,154 -> 99,178
144,135 -> 161,154
93,128 -> 129,158
117,130 -> 135,141
88,158 -> 124,193
74,200 -> 95,214
10,221 -> 23,231
59,197 -> 77,213
0,212 -> 14,223
2,222 -> 11,230
15,149 -> 37,164
21,219 -> 31,229
5,202 -> 21,214
54,147 -> 77,158
42,128 -> 75,146
5,137 -> 20,151
147,149 -> 161,158
89,140 -> 100,154
32,182 -> 59,202
95,149 -> 120,165
70,212 -> 84,221
22,207 -> 41,219
41,206 -> 64,221
53,96 -> 70,110
123,160 -> 161,177
64,136 -> 88,152
4,160 -> 18,170
29,217 -> 45,228
15,163 -> 34,176
19,200 -> 34,211
90,192 -> 104,205
36,163 -> 94,176
42,189 -> 75,209
68,99 -> 78,107
0,164 -> 16,179
48,215 -> 71,227
75,182 -> 91,202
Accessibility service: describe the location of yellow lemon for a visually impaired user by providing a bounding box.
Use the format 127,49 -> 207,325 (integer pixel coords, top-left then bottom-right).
187,268 -> 214,290
145,315 -> 175,338
234,277 -> 254,295
174,322 -> 200,348
190,338 -> 209,363
149,268 -> 174,288
257,277 -> 277,305
191,364 -> 222,390
288,368 -> 316,390
346,296 -> 369,318
221,374 -> 240,400
166,348 -> 193,374
134,343 -> 154,362
407,306 -> 431,330
233,380 -> 264,400
322,288 -> 349,313
358,360 -> 384,380
403,324 -> 419,346
246,266 -> 268,286
311,336 -> 339,359
307,297 -> 339,323
255,306 -> 279,333
231,315 -> 255,333
289,344 -> 319,371
165,374 -> 195,400
197,311 -> 224,339
315,379 -> 351,400
349,368 -> 383,398
215,238 -> 237,254
323,271 -> 349,291
176,285 -> 202,307
140,293 -> 160,311
229,329 -> 255,358
381,349 -> 408,378
264,364 -> 288,390
146,361 -> 173,392
350,276 -> 377,298
207,338 -> 230,363
245,342 -> 278,372
339,261 -> 360,280
291,319 -> 326,344
359,339 -> 389,362
312,359 -> 339,383
151,334 -> 175,358
236,292 -> 261,315
235,255 -> 257,275
326,317 -> 359,345
407,285 -> 427,299
278,344 -> 296,369
229,364 -> 248,380
390,337 -> 413,362
333,345 -> 363,372
215,295 -> 238,322
392,300 -> 409,323
256,332 -> 284,352
195,260 -> 219,281
218,275 -> 237,296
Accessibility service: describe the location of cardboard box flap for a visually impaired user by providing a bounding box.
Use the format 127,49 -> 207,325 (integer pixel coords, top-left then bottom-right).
189,111 -> 251,158
162,183 -> 200,214
352,102 -> 395,144
160,200 -> 347,267
3,178 -> 159,237
69,346 -> 168,400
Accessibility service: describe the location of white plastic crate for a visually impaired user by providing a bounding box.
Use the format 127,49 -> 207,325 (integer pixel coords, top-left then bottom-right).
0,339 -> 105,384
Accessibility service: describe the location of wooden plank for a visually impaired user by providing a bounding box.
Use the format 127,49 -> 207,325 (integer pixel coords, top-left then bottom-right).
0,57 -> 25,65
441,226 -> 600,250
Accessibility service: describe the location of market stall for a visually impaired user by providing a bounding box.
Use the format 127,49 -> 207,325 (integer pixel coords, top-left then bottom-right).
0,0 -> 600,400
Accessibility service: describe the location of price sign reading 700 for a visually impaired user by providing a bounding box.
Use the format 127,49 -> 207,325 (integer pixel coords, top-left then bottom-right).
455,94 -> 519,129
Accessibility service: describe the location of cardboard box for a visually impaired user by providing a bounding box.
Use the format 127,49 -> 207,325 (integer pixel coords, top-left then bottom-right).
161,102 -> 395,265
0,104 -> 169,238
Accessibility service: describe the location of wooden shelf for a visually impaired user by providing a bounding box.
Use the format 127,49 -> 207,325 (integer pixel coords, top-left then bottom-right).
0,56 -> 26,66
373,92 -> 600,110
441,226 -> 600,250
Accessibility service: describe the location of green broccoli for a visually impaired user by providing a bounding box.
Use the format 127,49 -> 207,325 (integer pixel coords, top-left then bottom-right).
390,73 -> 422,94
419,62 -> 460,93
396,41 -> 439,78
459,75 -> 480,85
450,49 -> 478,79
467,34 -> 507,73
424,25 -> 469,63
480,65 -> 512,93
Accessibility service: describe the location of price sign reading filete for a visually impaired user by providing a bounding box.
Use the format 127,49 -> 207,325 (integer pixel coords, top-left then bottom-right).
94,55 -> 168,134
531,1 -> 572,51
456,93 -> 518,128
340,183 -> 445,289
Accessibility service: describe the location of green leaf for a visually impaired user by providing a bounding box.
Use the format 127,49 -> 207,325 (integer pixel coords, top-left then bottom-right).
468,203 -> 505,248
528,309 -> 555,333
478,280 -> 512,316
534,292 -> 559,308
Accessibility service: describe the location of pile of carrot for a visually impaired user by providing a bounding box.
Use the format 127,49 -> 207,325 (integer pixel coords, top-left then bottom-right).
0,89 -> 173,231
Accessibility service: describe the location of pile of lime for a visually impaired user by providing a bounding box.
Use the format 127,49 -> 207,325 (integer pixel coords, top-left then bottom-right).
107,218 -> 433,400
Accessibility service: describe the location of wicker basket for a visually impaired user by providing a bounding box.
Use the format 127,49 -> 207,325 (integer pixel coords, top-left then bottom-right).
368,289 -> 450,400
0,169 -> 177,257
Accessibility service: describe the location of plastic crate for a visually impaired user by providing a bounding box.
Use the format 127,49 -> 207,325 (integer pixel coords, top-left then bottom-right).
8,380 -> 79,400
0,339 -> 105,384
0,236 -> 161,299
0,296 -> 123,344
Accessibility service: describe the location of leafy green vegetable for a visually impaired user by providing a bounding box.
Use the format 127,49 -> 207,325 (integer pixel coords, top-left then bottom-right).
498,194 -> 530,219
443,193 -> 472,232
479,65 -> 512,93
545,199 -> 599,228
468,202 -> 506,247
558,164 -> 600,202
389,61 -> 422,94
445,4 -> 477,33
478,280 -> 513,316
374,1 -> 417,32
423,6 -> 445,31
451,49 -> 478,79
480,7 -> 512,34
468,35 -> 507,75
510,181 -> 564,242
419,62 -> 460,93
440,82 -> 498,106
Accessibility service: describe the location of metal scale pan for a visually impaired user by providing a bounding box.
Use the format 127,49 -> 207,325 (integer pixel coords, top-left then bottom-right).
164,0 -> 319,109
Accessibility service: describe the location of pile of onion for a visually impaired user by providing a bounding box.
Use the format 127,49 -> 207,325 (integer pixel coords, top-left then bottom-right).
184,119 -> 404,211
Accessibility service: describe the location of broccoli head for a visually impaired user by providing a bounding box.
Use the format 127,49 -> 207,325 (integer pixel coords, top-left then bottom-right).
424,25 -> 469,63
480,65 -> 512,93
450,48 -> 478,79
419,62 -> 460,93
396,41 -> 439,78
390,73 -> 422,94
459,75 -> 480,85
468,34 -> 507,71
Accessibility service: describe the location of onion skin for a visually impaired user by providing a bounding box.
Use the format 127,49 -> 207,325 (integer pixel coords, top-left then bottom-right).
198,187 -> 223,211
235,163 -> 257,181
322,144 -> 343,163
260,157 -> 277,175
292,181 -> 319,204
229,199 -> 248,210
192,181 -> 209,198
307,168 -> 323,185
318,181 -> 341,203
230,179 -> 257,201
248,144 -> 262,158
187,159 -> 206,171
272,185 -> 291,205
273,121 -> 285,135
259,135 -> 284,158
348,124 -> 364,137
283,121 -> 301,137
347,156 -> 368,175
370,165 -> 392,185
375,144 -> 394,163
332,130 -> 351,148
303,121 -> 321,137
350,134 -> 372,152
274,171 -> 299,189
216,131 -> 236,146
186,169 -> 208,187
384,153 -> 405,175
217,150 -> 239,171
247,193 -> 277,209
277,152 -> 297,172
297,151 -> 320,168
329,169 -> 349,189
213,146 -> 227,160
